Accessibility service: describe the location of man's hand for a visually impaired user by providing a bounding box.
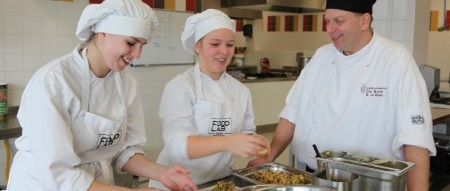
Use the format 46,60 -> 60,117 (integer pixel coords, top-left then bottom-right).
247,155 -> 272,167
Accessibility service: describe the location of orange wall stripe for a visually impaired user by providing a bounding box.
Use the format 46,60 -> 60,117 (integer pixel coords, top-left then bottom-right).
276,16 -> 281,31
164,0 -> 175,10
430,10 -> 438,31
312,15 -> 318,31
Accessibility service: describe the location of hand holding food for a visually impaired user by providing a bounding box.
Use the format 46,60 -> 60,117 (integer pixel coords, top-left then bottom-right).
256,148 -> 268,158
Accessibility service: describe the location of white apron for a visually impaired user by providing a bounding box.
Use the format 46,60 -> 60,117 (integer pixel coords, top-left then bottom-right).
74,47 -> 128,184
188,65 -> 245,184
150,64 -> 246,188
8,47 -> 128,190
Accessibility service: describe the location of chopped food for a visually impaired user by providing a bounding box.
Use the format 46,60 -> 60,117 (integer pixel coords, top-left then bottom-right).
250,171 -> 306,185
212,181 -> 236,191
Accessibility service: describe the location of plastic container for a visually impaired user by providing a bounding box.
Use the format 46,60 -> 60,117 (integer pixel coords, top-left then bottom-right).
233,54 -> 245,67
0,83 -> 7,121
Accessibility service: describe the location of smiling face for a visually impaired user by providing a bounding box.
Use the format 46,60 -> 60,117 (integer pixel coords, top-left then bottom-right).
324,9 -> 372,55
195,28 -> 235,80
90,33 -> 147,77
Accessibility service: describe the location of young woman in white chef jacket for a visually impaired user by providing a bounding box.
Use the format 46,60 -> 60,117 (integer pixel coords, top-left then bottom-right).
6,0 -> 197,190
149,9 -> 271,189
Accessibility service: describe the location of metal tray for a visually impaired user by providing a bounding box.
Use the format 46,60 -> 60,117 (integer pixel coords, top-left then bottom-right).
316,150 -> 414,190
198,175 -> 256,190
232,162 -> 314,185
239,185 -> 336,191
318,150 -> 415,175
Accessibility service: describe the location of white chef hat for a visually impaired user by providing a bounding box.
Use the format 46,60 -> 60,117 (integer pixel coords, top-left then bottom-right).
76,0 -> 159,42
181,9 -> 235,55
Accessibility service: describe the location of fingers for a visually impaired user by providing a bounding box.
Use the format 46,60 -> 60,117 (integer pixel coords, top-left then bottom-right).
183,182 -> 198,191
173,164 -> 191,174
239,134 -> 270,158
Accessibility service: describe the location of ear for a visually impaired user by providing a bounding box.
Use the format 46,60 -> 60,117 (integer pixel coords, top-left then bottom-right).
194,41 -> 201,53
95,32 -> 106,41
360,13 -> 372,30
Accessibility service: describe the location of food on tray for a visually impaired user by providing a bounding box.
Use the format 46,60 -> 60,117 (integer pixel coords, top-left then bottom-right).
343,153 -> 378,163
250,171 -> 306,185
212,181 -> 236,191
256,149 -> 268,157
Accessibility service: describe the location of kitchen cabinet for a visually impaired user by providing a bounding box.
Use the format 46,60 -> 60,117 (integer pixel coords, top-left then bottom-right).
244,80 -> 295,126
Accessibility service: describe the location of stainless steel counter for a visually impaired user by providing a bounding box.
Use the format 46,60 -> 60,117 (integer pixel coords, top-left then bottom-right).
0,106 -> 22,140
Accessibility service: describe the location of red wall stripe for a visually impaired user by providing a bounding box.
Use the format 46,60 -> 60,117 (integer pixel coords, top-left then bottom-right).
322,15 -> 327,32
447,10 -> 450,26
89,0 -> 103,4
186,0 -> 195,12
142,0 -> 154,7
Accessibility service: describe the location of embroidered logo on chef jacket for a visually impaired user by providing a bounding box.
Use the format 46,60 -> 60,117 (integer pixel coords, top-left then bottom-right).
360,83 -> 387,97
93,130 -> 122,149
411,115 -> 425,124
209,118 -> 232,136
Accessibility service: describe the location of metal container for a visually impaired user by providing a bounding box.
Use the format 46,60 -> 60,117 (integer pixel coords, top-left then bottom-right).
296,52 -> 310,75
316,150 -> 415,191
239,185 -> 337,191
0,83 -> 7,121
313,168 -> 359,191
232,162 -> 314,185
197,174 -> 256,190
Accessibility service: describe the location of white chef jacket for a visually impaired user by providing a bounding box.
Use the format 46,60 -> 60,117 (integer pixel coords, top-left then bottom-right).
280,32 -> 437,169
149,63 -> 256,188
7,45 -> 146,191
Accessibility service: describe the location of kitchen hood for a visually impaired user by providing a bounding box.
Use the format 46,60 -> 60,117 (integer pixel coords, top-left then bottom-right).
220,0 -> 326,19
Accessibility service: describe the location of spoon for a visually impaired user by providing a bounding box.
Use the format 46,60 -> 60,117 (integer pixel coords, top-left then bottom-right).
312,144 -> 321,158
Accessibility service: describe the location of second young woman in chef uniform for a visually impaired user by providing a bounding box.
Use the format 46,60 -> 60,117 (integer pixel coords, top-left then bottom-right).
149,9 -> 270,188
7,0 -> 197,190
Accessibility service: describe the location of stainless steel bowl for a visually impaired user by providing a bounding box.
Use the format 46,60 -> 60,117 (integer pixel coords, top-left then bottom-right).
313,168 -> 359,191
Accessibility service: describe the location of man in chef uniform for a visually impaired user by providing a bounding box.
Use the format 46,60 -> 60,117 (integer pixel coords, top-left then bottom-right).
248,0 -> 437,190
149,9 -> 270,188
6,0 -> 197,190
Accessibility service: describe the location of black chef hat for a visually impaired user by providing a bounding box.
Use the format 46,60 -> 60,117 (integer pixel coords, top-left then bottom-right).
326,0 -> 377,15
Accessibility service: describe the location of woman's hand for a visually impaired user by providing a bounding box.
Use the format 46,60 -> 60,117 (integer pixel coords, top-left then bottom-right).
225,134 -> 270,158
159,164 -> 198,191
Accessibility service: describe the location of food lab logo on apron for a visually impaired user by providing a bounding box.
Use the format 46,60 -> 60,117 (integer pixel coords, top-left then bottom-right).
94,130 -> 122,149
209,118 -> 232,136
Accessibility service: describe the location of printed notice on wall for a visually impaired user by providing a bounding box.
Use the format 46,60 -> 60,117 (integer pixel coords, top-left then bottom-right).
132,10 -> 195,66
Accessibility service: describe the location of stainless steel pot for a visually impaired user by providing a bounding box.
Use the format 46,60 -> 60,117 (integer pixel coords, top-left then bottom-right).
296,55 -> 310,75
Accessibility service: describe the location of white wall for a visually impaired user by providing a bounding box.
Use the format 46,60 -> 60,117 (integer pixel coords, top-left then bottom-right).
245,81 -> 295,126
